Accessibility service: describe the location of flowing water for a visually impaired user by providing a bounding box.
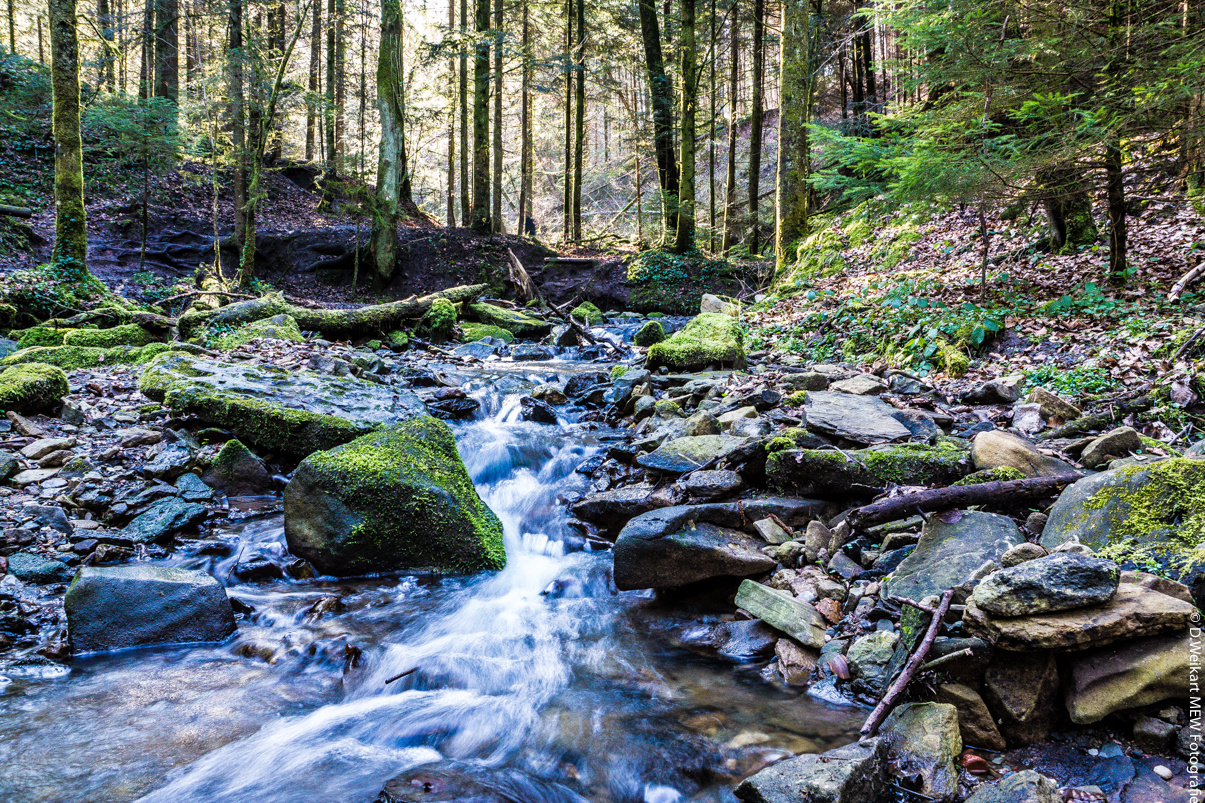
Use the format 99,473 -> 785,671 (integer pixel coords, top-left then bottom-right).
0,362 -> 863,803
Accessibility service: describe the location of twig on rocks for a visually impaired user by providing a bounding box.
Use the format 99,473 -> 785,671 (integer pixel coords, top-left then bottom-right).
861,589 -> 955,736
920,647 -> 975,673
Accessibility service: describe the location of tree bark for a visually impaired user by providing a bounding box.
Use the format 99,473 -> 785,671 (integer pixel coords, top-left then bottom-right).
1105,139 -> 1127,284
517,0 -> 532,235
562,0 -> 573,242
323,0 -> 338,194
491,0 -> 504,233
7,0 -> 14,54
637,0 -> 679,242
673,0 -> 697,253
306,0 -> 320,161
229,0 -> 246,275
707,0 -> 716,251
572,0 -> 585,243
748,0 -> 764,254
775,0 -> 810,268
98,0 -> 116,90
459,0 -> 469,226
446,0 -> 456,226
139,0 -> 153,98
50,0 -> 89,270
470,0 -> 490,231
153,0 -> 178,102
846,474 -> 1084,530
372,0 -> 404,287
721,7 -> 738,254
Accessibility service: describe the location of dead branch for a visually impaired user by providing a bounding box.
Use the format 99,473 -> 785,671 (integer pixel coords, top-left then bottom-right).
1169,262 -> 1205,302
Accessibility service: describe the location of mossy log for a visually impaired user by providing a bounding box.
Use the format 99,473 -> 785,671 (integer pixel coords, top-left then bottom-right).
178,284 -> 489,340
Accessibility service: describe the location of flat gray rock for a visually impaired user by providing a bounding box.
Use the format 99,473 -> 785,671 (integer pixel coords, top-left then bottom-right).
735,738 -> 887,803
804,391 -> 913,444
65,566 -> 237,653
636,434 -> 748,474
972,553 -> 1119,616
121,497 -> 208,543
884,511 -> 1023,601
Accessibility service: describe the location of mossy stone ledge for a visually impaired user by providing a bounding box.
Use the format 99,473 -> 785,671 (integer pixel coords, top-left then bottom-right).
645,313 -> 746,372
62,323 -> 159,348
466,302 -> 551,338
283,416 -> 506,576
767,440 -> 973,500
0,362 -> 70,412
2,342 -> 175,370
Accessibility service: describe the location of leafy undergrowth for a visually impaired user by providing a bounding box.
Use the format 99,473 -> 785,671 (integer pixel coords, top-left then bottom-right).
748,189 -> 1205,433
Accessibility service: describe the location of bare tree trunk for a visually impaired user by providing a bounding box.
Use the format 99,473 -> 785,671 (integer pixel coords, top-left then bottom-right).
7,0 -> 14,54
139,0 -> 152,99
230,0 -> 247,268
98,0 -> 116,89
572,0 -> 585,243
50,0 -> 89,270
447,0 -> 456,226
721,4 -> 738,254
154,0 -> 178,102
491,0 -> 504,233
324,0 -> 338,194
748,0 -> 764,254
306,0 -> 320,161
775,0 -> 810,267
458,0 -> 469,225
334,0 -> 345,170
517,0 -> 532,235
637,0 -> 679,242
562,0 -> 572,242
673,0 -> 697,253
39,14 -> 46,65
372,0 -> 404,287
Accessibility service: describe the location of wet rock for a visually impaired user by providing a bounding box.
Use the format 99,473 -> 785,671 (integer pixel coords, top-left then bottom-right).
712,619 -> 778,659
569,485 -> 665,532
1000,543 -> 1047,568
531,384 -> 568,405
121,497 -> 208,544
884,511 -> 1023,602
803,391 -> 913,445
982,652 -> 1061,745
21,437 -> 74,460
880,703 -> 961,801
563,371 -> 608,398
1065,633 -> 1190,723
847,630 -> 898,696
782,372 -> 830,392
233,556 -> 284,582
201,439 -> 274,496
734,736 -> 888,803
519,396 -> 558,424
452,341 -> 499,360
934,682 -> 1006,751
735,580 -> 828,648
375,760 -> 587,803
175,473 -> 215,502
118,428 -> 162,447
511,344 -> 555,362
1011,403 -> 1045,434
963,376 -> 1024,405
971,553 -> 1120,616
7,551 -> 73,583
776,637 -> 819,684
829,374 -> 888,396
963,770 -> 1060,803
0,450 -> 17,480
680,469 -> 744,499
284,416 -> 505,576
971,430 -> 1076,478
65,565 -> 237,653
1080,426 -> 1143,469
646,313 -> 746,372
1133,715 -> 1176,751
613,514 -> 775,590
684,410 -> 721,436
25,503 -> 72,534
603,368 -> 651,406
636,434 -> 748,474
966,582 -> 1197,651
138,353 -> 428,458
426,391 -> 481,420
716,405 -> 757,431
752,516 -> 792,545
143,442 -> 193,481
768,441 -> 972,500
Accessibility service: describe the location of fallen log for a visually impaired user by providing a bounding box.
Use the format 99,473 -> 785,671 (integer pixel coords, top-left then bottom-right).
1035,393 -> 1157,441
0,205 -> 33,219
861,590 -> 954,736
1169,262 -> 1205,302
506,248 -> 540,303
177,284 -> 489,340
846,473 -> 1084,530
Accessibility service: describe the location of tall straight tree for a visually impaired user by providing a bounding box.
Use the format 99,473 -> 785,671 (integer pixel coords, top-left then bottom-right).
446,0 -> 456,225
459,0 -> 469,225
673,0 -> 697,252
491,0 -> 503,232
372,0 -> 404,286
747,0 -> 764,253
7,0 -> 14,54
229,0 -> 247,269
562,0 -> 572,241
154,0 -> 178,102
98,0 -> 116,89
636,0 -> 679,241
516,0 -> 532,234
470,0 -> 490,231
775,0 -> 811,266
571,0 -> 585,242
139,0 -> 153,98
721,4 -> 738,253
49,0 -> 88,269
306,0 -> 320,160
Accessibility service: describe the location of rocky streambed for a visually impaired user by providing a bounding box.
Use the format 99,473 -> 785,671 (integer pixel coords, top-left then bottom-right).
0,295 -> 1200,803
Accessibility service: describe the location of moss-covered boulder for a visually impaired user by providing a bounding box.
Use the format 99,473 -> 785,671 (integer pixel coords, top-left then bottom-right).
201,439 -> 274,496
466,302 -> 551,338
646,313 -> 745,372
1,342 -> 175,370
14,326 -> 71,349
213,315 -> 304,350
62,324 -> 158,348
0,363 -> 69,412
768,440 -> 973,500
1040,459 -> 1205,586
138,352 -> 428,458
633,320 -> 665,347
460,322 -> 515,344
570,301 -> 604,325
418,298 -> 457,342
283,416 -> 506,576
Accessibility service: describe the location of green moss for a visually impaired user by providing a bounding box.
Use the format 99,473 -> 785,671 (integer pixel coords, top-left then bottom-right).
387,329 -> 410,348
779,228 -> 846,288
0,362 -> 70,412
460,322 -> 515,343
785,390 -> 808,407
2,342 -> 174,370
212,315 -> 304,350
466,302 -> 550,338
209,438 -> 255,480
768,440 -> 972,497
299,416 -> 506,574
570,302 -> 604,325
881,229 -> 922,269
163,385 -> 367,458
138,351 -> 204,400
652,399 -> 683,416
364,339 -> 382,350
418,298 -> 457,341
844,216 -> 873,248
62,323 -> 157,348
952,466 -> 1026,486
15,326 -> 70,349
0,303 -> 17,329
646,312 -> 746,372
938,340 -> 969,377
610,365 -> 630,380
633,320 -> 665,347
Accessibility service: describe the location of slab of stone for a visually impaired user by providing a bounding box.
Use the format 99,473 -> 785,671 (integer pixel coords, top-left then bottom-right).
971,430 -> 1076,478
121,497 -> 208,544
1065,633 -> 1190,723
963,771 -> 1061,803
734,580 -> 827,648
1026,387 -> 1081,421
804,391 -> 913,444
679,469 -> 744,499
734,738 -> 887,803
983,652 -> 1061,746
1080,426 -> 1143,469
635,434 -> 748,474
884,511 -> 1023,602
880,703 -> 962,801
935,682 -> 1006,751
175,472 -> 215,502
614,517 -> 775,590
65,565 -> 236,653
7,551 -> 73,584
971,553 -> 1120,617
829,374 -> 888,396
965,584 -> 1196,651
21,437 -> 74,460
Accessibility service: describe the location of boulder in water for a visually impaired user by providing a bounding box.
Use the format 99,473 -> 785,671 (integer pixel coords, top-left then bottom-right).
284,415 -> 506,576
734,737 -> 888,803
201,438 -> 274,496
466,302 -> 552,338
375,761 -> 588,803
65,565 -> 236,653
